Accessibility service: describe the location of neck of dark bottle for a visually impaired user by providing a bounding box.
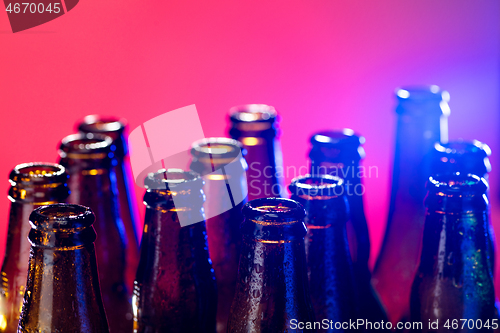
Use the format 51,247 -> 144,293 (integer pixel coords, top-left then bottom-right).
390,113 -> 447,212
230,128 -> 285,199
18,241 -> 108,331
230,236 -> 313,330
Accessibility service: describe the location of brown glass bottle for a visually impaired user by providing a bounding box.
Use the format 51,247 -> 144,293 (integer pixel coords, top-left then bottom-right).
229,104 -> 286,199
309,130 -> 388,325
289,175 -> 359,331
133,169 -> 217,333
77,115 -> 140,290
410,173 -> 495,332
17,203 -> 109,333
373,86 -> 450,323
58,133 -> 133,333
227,197 -> 315,333
189,138 -> 247,333
0,163 -> 69,333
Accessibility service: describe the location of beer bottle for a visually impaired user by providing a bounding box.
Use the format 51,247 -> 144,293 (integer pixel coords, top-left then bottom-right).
189,138 -> 247,333
289,174 -> 359,331
133,169 -> 217,333
0,163 -> 69,333
227,198 -> 315,333
373,86 -> 450,323
410,173 -> 495,332
18,203 -> 109,332
309,130 -> 388,324
228,104 -> 286,199
77,115 -> 140,290
58,133 -> 133,333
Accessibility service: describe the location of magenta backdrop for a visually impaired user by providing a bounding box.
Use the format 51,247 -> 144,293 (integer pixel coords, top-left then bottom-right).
1,0 -> 499,289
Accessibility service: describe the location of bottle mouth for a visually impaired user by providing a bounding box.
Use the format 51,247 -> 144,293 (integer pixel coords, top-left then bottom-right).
310,129 -> 364,146
229,104 -> 277,123
59,133 -> 113,159
434,140 -> 491,157
10,162 -> 67,186
144,168 -> 203,191
243,198 -> 305,224
427,173 -> 488,195
30,203 -> 95,230
289,174 -> 344,198
191,137 -> 245,161
77,115 -> 126,135
396,85 -> 449,102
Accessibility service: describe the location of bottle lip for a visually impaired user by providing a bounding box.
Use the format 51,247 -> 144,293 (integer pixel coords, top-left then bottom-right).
395,85 -> 450,102
59,133 -> 114,159
144,168 -> 204,191
289,174 -> 344,198
191,137 -> 246,159
77,115 -> 126,135
229,104 -> 278,123
243,197 -> 305,224
9,162 -> 67,185
30,203 -> 95,230
434,139 -> 491,157
427,172 -> 488,195
310,129 -> 365,147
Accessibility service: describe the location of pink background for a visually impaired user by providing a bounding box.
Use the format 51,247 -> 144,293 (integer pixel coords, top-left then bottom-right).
0,0 -> 499,287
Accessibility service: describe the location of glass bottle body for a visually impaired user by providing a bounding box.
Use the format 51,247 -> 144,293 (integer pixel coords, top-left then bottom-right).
189,138 -> 247,333
58,133 -> 133,333
227,198 -> 315,333
410,174 -> 495,332
0,163 -> 69,333
133,169 -> 217,333
18,204 -> 109,333
373,86 -> 450,323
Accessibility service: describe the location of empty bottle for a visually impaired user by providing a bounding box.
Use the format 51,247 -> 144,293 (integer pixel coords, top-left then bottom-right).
133,169 -> 217,333
289,174 -> 358,332
189,138 -> 247,333
77,115 -> 140,290
58,133 -> 133,333
18,203 -> 109,332
227,197 -> 315,332
229,104 -> 286,199
309,130 -> 388,324
0,163 -> 69,333
373,86 -> 450,323
410,173 -> 495,332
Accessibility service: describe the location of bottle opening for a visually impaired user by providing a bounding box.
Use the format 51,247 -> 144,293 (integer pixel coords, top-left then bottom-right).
243,198 -> 305,224
144,168 -> 202,190
310,129 -> 364,146
229,104 -> 277,122
30,203 -> 95,230
78,115 -> 125,133
434,140 -> 490,157
396,86 -> 449,102
11,163 -> 67,184
192,138 -> 242,158
59,133 -> 113,159
289,174 -> 344,199
428,173 -> 488,194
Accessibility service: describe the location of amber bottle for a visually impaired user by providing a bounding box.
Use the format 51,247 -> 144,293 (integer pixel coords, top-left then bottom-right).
58,133 -> 133,333
289,175 -> 359,332
373,86 -> 450,323
229,104 -> 286,199
227,198 -> 315,333
77,115 -> 140,289
17,203 -> 109,333
133,169 -> 217,333
410,173 -> 495,332
189,138 -> 247,333
0,163 -> 69,333
309,130 -> 388,325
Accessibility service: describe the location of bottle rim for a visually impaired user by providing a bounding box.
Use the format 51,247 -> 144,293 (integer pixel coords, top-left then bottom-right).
9,162 -> 67,186
77,115 -> 126,134
243,197 -> 305,224
289,174 -> 344,198
59,133 -> 114,159
30,203 -> 95,230
310,129 -> 365,147
191,137 -> 245,160
229,104 -> 278,123
427,172 -> 488,194
144,168 -> 204,191
395,85 -> 450,102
